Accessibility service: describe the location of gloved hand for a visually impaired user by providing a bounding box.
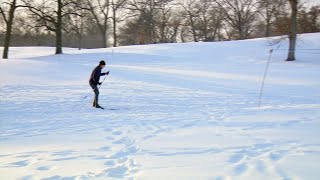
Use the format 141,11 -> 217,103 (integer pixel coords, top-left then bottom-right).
98,82 -> 102,85
106,71 -> 110,75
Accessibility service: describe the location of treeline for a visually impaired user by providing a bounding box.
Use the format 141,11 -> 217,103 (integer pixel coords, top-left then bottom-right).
1,0 -> 319,49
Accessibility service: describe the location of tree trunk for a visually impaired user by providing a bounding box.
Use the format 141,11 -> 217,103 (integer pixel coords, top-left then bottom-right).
55,0 -> 63,54
287,0 -> 298,61
78,17 -> 83,50
113,9 -> 117,47
78,32 -> 82,50
190,17 -> 197,42
238,26 -> 244,40
102,30 -> 107,48
2,0 -> 17,59
266,19 -> 271,37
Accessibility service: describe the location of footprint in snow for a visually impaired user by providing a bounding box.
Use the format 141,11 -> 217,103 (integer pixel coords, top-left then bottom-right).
118,157 -> 128,164
143,134 -> 155,140
105,136 -> 115,141
109,146 -> 139,159
8,160 -> 29,167
112,131 -> 122,135
52,150 -> 76,156
97,146 -> 112,152
212,176 -> 231,180
37,165 -> 56,171
104,127 -> 113,132
269,151 -> 286,161
233,163 -> 248,176
228,154 -> 245,163
255,160 -> 267,173
112,137 -> 133,146
106,165 -> 129,178
41,175 -> 76,180
104,160 -> 116,166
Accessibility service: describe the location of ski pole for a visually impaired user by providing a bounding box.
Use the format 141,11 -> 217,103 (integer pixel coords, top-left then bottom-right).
72,89 -> 93,110
258,49 -> 273,107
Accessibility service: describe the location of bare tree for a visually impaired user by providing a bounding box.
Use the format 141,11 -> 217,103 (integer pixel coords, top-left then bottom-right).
118,18 -> 140,45
23,0 -> 79,54
110,0 -> 127,47
213,0 -> 258,40
156,0 -> 179,43
287,0 -> 298,61
83,0 -> 110,48
118,0 -> 178,45
257,0 -> 286,37
67,9 -> 86,49
64,0 -> 90,50
1,0 -> 20,59
126,0 -> 160,44
194,0 -> 224,41
179,0 -> 200,42
298,5 -> 320,33
272,7 -> 290,36
194,0 -> 210,41
308,5 -> 320,32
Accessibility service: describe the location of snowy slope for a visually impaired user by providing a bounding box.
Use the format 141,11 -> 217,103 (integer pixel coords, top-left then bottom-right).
1,33 -> 320,180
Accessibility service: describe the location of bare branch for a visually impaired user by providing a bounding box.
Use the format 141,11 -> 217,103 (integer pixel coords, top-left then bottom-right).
0,5 -> 8,24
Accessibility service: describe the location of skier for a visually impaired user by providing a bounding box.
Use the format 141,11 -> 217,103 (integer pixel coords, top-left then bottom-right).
89,60 -> 109,109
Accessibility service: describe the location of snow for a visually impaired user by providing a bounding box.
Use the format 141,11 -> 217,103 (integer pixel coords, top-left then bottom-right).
1,33 -> 320,179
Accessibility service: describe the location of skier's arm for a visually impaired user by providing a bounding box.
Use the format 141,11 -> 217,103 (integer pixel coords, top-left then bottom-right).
101,71 -> 110,76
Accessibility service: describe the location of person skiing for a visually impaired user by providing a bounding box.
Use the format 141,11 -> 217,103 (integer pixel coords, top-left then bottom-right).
89,60 -> 109,109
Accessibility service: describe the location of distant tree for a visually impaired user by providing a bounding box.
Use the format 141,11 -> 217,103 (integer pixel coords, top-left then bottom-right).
23,0 -> 79,54
213,0 -> 258,40
126,0 -> 159,44
156,0 -> 179,43
195,0 -> 224,41
83,0 -> 110,48
287,0 -> 298,61
298,7 -> 311,33
179,0 -> 224,42
0,0 -> 20,59
179,0 -> 199,42
65,0 -> 89,50
0,10 -> 4,30
119,0 -> 179,45
118,18 -> 141,45
257,0 -> 286,37
308,5 -> 320,32
66,9 -> 86,50
110,0 -> 127,47
298,5 -> 320,33
273,13 -> 290,35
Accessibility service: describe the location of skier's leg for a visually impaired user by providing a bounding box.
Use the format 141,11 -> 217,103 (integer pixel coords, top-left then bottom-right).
94,87 -> 99,106
92,86 -> 99,107
90,83 -> 99,107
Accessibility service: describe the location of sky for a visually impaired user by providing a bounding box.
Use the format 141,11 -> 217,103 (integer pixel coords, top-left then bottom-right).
305,0 -> 320,7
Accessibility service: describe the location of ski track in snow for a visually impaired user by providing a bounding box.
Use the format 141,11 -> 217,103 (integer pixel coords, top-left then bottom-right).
1,34 -> 320,179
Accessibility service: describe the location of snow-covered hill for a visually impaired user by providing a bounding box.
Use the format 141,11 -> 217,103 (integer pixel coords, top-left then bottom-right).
1,33 -> 320,179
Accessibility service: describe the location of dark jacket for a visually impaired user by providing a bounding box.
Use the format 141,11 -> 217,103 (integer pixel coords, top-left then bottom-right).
89,66 -> 107,85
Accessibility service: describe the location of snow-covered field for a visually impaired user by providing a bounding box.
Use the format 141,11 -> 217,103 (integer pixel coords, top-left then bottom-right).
1,33 -> 320,180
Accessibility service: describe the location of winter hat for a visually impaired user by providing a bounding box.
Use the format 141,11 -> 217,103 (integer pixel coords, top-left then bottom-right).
99,60 -> 106,65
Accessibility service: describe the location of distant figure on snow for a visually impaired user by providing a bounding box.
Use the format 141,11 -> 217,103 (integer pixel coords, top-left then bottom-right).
89,60 -> 109,109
